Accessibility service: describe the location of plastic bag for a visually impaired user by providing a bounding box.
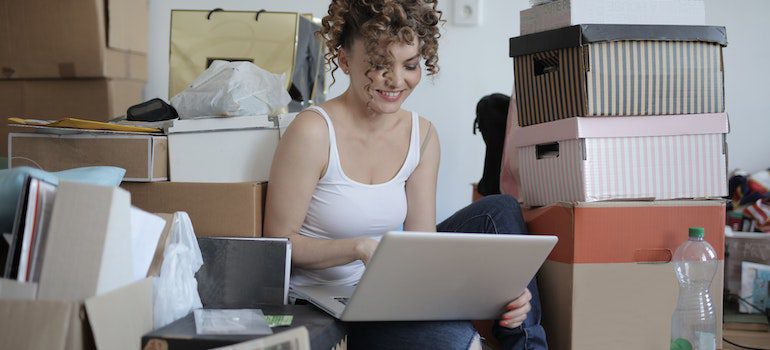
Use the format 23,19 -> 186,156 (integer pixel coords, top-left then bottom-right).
193,309 -> 272,335
171,60 -> 291,119
153,212 -> 204,328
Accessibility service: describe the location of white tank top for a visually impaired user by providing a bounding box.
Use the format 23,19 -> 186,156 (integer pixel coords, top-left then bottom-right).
291,106 -> 421,287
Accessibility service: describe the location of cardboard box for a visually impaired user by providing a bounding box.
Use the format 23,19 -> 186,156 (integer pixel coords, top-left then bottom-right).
520,0 -> 706,35
524,201 -> 725,350
0,182 -> 153,350
0,278 -> 153,350
38,182 -> 134,301
9,132 -> 168,182
509,25 -> 727,126
514,113 -> 728,206
165,114 -> 294,183
0,0 -> 147,79
725,230 -> 770,296
0,79 -> 145,120
121,182 -> 267,237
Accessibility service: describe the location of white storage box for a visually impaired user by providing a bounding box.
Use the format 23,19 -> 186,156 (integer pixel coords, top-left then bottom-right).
514,113 -> 728,206
520,0 -> 705,35
165,114 -> 295,183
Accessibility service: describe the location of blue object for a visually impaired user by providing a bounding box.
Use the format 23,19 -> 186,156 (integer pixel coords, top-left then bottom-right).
0,166 -> 126,235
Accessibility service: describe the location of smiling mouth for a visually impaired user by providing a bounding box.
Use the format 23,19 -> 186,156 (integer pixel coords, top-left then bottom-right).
375,89 -> 403,101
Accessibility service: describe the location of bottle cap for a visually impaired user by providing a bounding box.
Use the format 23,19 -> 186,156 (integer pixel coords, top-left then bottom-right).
688,227 -> 705,238
670,338 -> 693,350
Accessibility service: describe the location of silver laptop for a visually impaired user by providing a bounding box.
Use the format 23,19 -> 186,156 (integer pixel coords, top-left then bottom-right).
291,231 -> 557,322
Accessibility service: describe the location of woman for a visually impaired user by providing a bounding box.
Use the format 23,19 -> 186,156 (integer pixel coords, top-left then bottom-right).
264,1 -> 547,349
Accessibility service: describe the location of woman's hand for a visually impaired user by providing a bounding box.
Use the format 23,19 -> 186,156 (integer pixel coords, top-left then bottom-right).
499,288 -> 532,329
354,238 -> 379,265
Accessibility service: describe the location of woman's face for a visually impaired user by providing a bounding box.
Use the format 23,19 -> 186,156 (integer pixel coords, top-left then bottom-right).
341,38 -> 422,114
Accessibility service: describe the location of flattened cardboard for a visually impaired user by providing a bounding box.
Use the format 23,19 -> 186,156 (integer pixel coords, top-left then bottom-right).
121,182 -> 267,237
520,0 -> 706,36
38,182 -> 133,301
9,133 -> 168,182
0,79 -> 145,120
0,0 -> 147,79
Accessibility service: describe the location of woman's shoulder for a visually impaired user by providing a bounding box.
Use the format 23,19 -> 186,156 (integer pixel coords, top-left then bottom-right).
284,108 -> 330,144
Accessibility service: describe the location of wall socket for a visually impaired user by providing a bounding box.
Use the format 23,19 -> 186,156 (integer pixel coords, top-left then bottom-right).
453,0 -> 482,26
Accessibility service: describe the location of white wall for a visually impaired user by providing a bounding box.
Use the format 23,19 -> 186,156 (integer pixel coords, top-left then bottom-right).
703,0 -> 770,176
147,0 -> 770,221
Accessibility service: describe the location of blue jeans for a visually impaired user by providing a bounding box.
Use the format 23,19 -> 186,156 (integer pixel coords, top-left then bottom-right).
347,195 -> 548,350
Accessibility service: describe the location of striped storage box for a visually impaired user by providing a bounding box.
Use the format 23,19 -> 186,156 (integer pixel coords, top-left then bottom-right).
513,113 -> 728,206
509,25 -> 727,127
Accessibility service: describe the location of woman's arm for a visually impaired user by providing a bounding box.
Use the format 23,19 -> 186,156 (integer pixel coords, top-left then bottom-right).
264,111 -> 373,269
403,117 -> 441,232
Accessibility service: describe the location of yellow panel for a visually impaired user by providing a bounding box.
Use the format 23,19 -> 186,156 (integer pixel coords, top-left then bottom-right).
169,10 -> 298,98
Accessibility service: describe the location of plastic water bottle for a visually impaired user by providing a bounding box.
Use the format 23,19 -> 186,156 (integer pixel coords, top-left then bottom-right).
670,227 -> 718,350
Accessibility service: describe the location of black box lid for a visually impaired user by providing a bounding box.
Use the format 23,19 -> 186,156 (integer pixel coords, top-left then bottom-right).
509,24 -> 727,57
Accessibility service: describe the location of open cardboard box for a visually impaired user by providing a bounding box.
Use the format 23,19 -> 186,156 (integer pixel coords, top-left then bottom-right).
9,132 -> 168,182
0,182 -> 154,349
0,278 -> 153,350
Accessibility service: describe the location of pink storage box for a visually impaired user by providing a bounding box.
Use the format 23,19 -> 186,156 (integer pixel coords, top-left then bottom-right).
513,113 -> 728,206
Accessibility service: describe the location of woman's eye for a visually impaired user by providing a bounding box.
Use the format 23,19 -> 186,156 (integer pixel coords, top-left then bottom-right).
405,65 -> 418,71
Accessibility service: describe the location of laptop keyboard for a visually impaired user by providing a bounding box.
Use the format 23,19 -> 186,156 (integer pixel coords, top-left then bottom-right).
333,297 -> 350,305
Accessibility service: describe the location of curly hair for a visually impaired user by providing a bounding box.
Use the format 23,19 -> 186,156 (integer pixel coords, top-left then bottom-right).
318,0 -> 443,86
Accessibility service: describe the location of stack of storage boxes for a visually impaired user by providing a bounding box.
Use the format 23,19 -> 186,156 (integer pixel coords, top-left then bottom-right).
8,114 -> 293,237
0,0 -> 148,159
508,8 -> 729,349
120,114 -> 295,238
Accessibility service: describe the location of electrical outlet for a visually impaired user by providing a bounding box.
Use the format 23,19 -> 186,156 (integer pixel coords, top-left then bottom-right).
453,0 -> 482,26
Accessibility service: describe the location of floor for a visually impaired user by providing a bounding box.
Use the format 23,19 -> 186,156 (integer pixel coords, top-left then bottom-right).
723,328 -> 770,349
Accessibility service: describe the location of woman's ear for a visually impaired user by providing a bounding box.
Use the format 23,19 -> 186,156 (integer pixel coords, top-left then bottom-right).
338,47 -> 351,75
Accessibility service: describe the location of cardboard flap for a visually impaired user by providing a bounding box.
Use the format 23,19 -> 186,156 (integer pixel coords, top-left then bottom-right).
85,278 -> 154,350
513,113 -> 729,147
107,0 -> 148,53
38,182 -> 133,301
510,24 -> 727,57
0,278 -> 37,300
0,299 -> 79,350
